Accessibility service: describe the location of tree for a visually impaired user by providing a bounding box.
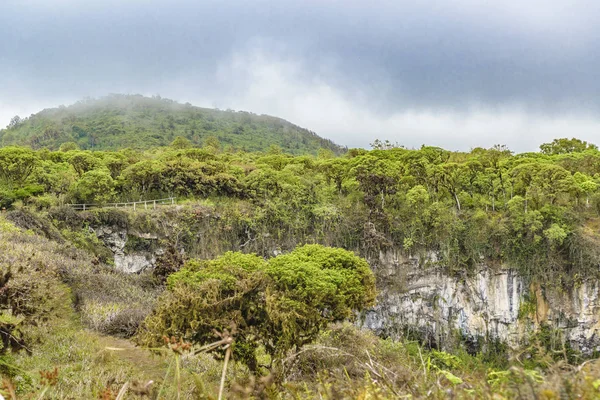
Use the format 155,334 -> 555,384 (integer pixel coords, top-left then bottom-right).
266,144 -> 282,155
429,163 -> 466,210
68,151 -> 101,177
317,148 -> 334,159
170,136 -> 193,149
574,172 -> 598,207
0,146 -> 39,188
532,164 -> 574,206
136,245 -> 376,374
370,139 -> 404,150
120,160 -> 164,195
580,180 -> 598,207
540,138 -> 598,155
320,158 -> 349,192
262,245 -> 376,360
7,115 -> 22,129
70,168 -> 116,204
31,160 -> 77,195
203,135 -> 221,152
350,155 -> 399,211
59,142 -> 80,152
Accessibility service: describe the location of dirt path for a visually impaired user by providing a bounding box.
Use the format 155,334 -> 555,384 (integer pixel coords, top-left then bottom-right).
95,333 -> 169,380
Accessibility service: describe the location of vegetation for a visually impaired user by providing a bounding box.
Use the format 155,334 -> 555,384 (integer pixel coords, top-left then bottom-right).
0,94 -> 344,155
1,210 -> 599,398
137,246 -> 376,374
4,132 -> 600,397
2,137 -> 600,283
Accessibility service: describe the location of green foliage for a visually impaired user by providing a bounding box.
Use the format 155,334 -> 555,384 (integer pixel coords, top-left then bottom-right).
1,136 -> 600,283
170,135 -> 192,149
518,292 -> 538,321
70,168 -> 116,204
6,134 -> 600,398
265,244 -> 376,322
138,245 -> 376,373
59,141 -> 80,152
429,350 -> 462,370
1,214 -> 600,398
522,325 -> 581,368
0,94 -> 344,155
540,137 -> 598,155
0,146 -> 39,187
543,223 -> 568,246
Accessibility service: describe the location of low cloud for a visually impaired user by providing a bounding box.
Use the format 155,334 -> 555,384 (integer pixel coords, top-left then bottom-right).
2,0 -> 600,151
191,48 -> 600,152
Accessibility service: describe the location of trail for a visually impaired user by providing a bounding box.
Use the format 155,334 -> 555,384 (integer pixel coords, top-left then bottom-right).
95,333 -> 168,380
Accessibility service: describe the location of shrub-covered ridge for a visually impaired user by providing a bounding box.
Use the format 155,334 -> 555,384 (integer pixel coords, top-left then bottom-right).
3,137 -> 600,283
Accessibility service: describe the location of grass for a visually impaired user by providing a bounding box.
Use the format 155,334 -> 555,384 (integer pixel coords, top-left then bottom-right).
3,278 -> 246,399
9,293 -> 158,398
7,300 -> 600,399
6,212 -> 600,399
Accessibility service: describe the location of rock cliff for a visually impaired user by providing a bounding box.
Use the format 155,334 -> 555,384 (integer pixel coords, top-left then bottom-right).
363,250 -> 600,354
92,223 -> 600,354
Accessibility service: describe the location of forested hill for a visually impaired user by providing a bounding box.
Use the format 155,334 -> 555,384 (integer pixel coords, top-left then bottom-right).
0,94 -> 345,154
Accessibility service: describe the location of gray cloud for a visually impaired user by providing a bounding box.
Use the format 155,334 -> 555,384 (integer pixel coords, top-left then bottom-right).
2,0 -> 600,151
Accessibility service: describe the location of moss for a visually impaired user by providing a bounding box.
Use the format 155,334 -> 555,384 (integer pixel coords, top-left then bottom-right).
60,228 -> 113,263
124,234 -> 157,253
523,325 -> 582,369
518,291 -> 538,321
91,208 -> 129,229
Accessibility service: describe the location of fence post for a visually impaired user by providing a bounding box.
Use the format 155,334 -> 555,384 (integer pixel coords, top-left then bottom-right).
171,197 -> 174,205
153,200 -> 156,209
83,204 -> 86,211
134,202 -> 136,211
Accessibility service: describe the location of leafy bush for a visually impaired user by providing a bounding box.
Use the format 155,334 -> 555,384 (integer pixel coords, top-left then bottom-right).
69,168 -> 116,204
137,245 -> 376,374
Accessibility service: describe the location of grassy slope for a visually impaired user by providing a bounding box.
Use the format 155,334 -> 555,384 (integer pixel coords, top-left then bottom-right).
0,214 -> 239,398
0,94 -> 345,155
4,212 -> 600,399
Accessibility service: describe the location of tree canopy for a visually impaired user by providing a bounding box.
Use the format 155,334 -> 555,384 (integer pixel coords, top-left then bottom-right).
0,94 -> 344,155
2,137 -> 600,283
540,138 -> 598,155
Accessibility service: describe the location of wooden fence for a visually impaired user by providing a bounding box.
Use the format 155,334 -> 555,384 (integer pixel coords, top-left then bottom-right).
67,197 -> 176,211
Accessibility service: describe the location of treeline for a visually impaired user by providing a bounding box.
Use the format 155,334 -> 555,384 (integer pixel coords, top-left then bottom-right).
0,94 -> 344,154
2,137 -> 600,282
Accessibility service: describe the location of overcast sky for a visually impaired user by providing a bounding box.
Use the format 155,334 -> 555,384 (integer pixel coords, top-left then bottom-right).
2,0 -> 600,151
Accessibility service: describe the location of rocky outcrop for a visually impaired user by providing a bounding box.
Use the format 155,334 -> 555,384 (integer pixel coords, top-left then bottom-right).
90,222 -> 600,353
92,226 -> 158,273
363,250 -> 600,354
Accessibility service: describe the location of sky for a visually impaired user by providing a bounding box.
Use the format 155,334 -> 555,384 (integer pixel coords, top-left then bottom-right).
1,0 -> 600,152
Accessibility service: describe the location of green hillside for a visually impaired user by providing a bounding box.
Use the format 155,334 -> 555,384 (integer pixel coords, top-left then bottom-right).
0,94 -> 345,154
4,138 -> 600,397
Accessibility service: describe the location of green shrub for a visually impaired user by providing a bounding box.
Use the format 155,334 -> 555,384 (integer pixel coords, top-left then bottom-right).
137,245 -> 376,374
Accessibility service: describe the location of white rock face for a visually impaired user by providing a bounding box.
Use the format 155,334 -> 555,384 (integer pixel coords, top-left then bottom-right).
113,253 -> 156,274
363,250 -> 600,353
89,225 -> 600,351
91,226 -> 156,273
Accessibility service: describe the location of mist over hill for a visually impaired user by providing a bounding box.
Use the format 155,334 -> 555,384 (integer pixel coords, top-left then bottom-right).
0,94 -> 345,154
